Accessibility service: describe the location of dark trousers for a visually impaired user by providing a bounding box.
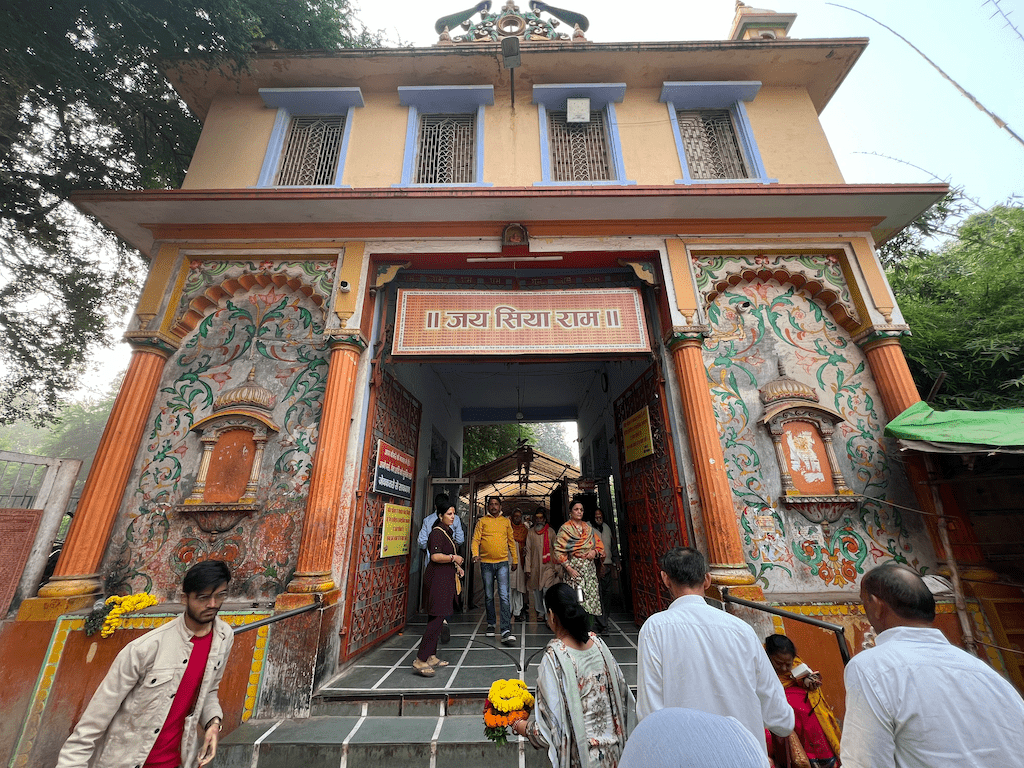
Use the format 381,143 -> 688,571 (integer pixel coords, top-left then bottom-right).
596,567 -> 613,632
418,614 -> 445,661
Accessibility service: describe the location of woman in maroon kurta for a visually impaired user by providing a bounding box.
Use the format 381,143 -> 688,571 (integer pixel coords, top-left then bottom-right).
414,506 -> 464,677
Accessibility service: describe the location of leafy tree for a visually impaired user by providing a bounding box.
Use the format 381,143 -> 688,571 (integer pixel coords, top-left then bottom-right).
463,424 -> 536,472
529,421 -> 576,465
0,0 -> 383,424
888,204 -> 1024,409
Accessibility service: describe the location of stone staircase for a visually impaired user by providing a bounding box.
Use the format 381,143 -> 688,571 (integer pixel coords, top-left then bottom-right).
218,611 -> 639,767
217,692 -> 549,768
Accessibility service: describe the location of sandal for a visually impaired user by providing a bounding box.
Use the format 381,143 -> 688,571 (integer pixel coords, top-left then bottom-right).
412,659 -> 435,677
426,655 -> 449,667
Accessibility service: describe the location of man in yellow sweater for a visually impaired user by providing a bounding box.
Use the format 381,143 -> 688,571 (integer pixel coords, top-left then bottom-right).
472,496 -> 519,645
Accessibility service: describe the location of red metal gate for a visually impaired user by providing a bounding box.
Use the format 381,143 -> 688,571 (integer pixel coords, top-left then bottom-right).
341,368 -> 421,661
613,363 -> 689,622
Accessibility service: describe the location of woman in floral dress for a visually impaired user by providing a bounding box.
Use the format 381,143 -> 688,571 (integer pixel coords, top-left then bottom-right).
510,583 -> 634,767
554,501 -> 605,625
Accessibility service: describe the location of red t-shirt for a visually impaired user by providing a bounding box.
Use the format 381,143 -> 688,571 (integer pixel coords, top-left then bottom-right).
144,630 -> 214,768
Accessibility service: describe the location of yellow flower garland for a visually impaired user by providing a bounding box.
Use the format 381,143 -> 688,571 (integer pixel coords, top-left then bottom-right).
487,678 -> 535,713
100,593 -> 159,638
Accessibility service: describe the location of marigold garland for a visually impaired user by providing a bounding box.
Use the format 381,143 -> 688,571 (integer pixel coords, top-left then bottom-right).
85,593 -> 159,637
483,679 -> 534,745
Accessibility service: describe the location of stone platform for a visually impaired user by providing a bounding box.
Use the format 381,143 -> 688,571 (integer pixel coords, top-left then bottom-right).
219,610 -> 639,767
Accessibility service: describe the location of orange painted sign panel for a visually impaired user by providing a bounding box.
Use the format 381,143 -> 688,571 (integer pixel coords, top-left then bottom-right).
781,421 -> 835,495
393,289 -> 650,355
622,406 -> 655,463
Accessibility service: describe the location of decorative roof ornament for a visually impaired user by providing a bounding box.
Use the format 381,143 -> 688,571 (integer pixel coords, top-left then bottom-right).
434,0 -> 589,45
213,366 -> 276,413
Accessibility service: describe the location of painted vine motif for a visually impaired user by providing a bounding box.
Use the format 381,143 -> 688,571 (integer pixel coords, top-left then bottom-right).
700,272 -> 932,593
104,262 -> 333,599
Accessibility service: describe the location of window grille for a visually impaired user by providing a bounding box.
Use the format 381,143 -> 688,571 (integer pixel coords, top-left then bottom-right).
415,113 -> 475,184
547,110 -> 612,182
676,109 -> 749,180
275,115 -> 345,186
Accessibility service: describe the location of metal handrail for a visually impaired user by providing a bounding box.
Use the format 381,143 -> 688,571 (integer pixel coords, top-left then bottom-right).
232,595 -> 322,635
720,588 -> 852,665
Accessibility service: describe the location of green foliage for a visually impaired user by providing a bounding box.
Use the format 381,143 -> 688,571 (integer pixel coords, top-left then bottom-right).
0,0 -> 383,424
887,204 -> 1024,409
463,424 -> 536,472
528,421 -> 576,465
462,421 -> 577,472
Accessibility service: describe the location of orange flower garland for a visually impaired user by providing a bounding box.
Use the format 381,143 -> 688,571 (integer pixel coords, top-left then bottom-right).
484,678 -> 534,745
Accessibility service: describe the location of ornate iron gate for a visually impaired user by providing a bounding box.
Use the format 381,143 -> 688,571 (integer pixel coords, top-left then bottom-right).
613,363 -> 689,622
341,369 -> 421,661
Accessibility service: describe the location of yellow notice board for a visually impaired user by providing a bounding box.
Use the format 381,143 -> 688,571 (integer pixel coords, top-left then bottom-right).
381,503 -> 413,558
622,406 -> 655,463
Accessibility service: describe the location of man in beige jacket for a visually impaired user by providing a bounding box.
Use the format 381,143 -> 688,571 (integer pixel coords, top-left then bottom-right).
56,560 -> 235,768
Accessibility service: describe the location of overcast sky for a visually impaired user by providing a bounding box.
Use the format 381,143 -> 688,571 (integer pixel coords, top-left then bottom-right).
358,0 -> 1024,207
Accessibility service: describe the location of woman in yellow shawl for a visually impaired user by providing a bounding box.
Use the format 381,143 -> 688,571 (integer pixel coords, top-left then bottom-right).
764,634 -> 841,768
553,501 -> 605,622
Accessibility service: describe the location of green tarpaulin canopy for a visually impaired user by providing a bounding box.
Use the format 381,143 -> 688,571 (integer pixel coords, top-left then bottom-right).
884,400 -> 1024,454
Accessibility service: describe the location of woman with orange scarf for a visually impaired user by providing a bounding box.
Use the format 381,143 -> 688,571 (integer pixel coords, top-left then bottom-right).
553,501 -> 605,623
764,634 -> 841,768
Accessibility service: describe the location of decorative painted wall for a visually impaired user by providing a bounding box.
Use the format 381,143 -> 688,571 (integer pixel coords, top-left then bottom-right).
694,255 -> 935,594
100,260 -> 335,600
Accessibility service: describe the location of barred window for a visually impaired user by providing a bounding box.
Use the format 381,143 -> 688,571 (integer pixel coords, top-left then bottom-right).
274,115 -> 345,186
415,113 -> 475,184
676,109 -> 749,180
547,110 -> 612,182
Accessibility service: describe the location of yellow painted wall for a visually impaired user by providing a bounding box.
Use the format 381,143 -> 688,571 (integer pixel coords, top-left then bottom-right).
483,89 -> 542,186
182,94 -> 275,189
747,86 -> 845,184
617,88 -> 680,185
182,84 -> 844,189
341,96 -> 407,187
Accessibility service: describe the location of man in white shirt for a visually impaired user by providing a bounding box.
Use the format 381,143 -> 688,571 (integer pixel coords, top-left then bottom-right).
843,563 -> 1024,768
636,546 -> 793,747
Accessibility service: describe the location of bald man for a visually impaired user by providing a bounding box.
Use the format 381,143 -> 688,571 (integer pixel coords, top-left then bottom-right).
843,563 -> 1024,768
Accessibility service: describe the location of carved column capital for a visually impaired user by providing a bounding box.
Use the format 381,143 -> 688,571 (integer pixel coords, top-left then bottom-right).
664,325 -> 711,351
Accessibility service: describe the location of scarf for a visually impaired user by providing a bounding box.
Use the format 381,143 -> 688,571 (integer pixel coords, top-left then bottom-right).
553,520 -> 604,564
534,524 -> 552,563
779,657 -> 842,757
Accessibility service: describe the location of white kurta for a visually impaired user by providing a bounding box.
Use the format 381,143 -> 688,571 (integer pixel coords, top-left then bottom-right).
636,594 -> 793,744
843,625 -> 1024,768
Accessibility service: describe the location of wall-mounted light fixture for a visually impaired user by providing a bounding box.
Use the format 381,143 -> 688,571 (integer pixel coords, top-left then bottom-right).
502,36 -> 521,107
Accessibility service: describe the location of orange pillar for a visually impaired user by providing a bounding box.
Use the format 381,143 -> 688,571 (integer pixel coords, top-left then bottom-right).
669,335 -> 758,592
22,344 -> 171,618
283,336 -> 365,602
861,332 -> 991,576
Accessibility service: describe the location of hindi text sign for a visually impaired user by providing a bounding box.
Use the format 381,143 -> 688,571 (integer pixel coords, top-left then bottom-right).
622,407 -> 655,463
373,440 -> 414,500
393,289 -> 650,355
380,503 -> 413,558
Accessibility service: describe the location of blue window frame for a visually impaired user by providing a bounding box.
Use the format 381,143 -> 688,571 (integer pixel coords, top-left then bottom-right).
396,85 -> 494,187
532,83 -> 634,186
257,88 -> 363,187
660,81 -> 775,184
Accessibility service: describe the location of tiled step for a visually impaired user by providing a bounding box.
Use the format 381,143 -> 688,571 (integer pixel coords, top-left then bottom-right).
218,713 -> 550,768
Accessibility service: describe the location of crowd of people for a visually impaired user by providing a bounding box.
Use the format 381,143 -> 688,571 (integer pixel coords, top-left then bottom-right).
55,504 -> 1024,768
511,546 -> 1024,768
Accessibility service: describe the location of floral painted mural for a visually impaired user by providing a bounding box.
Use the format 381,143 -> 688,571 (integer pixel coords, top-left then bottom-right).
694,255 -> 935,594
101,259 -> 335,600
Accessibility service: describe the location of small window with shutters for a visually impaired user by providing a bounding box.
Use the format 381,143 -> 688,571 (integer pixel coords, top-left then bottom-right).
274,115 -> 346,186
675,109 -> 749,180
546,110 -> 612,182
256,88 -> 363,188
415,113 -> 476,184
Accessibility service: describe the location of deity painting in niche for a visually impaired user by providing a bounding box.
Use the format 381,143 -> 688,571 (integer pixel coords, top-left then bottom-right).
782,421 -> 833,494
